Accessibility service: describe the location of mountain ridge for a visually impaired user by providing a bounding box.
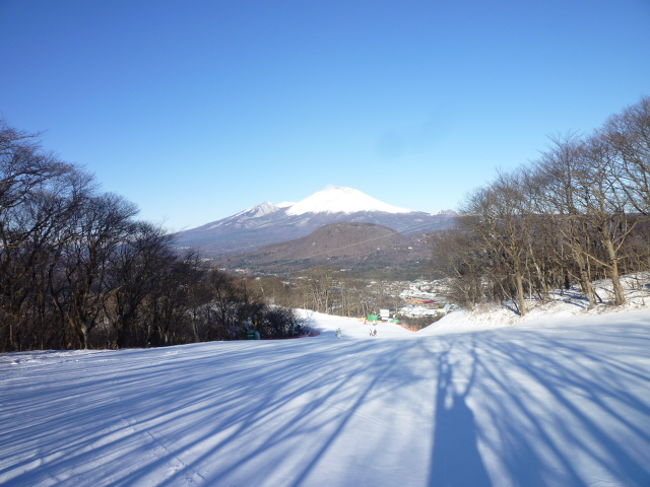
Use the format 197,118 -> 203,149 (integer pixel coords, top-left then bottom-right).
172,186 -> 457,257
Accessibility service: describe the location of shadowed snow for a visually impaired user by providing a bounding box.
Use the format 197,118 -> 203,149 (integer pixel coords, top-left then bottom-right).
1,310 -> 649,486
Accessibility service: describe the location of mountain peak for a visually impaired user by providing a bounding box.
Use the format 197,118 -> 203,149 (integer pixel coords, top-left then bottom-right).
230,201 -> 282,219
285,186 -> 414,216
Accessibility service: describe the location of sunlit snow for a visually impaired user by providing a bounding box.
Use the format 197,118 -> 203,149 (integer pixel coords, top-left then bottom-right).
1,308 -> 649,486
286,186 -> 414,216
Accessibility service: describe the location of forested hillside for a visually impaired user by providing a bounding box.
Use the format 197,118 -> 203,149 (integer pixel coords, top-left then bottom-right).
0,123 -> 301,352
433,97 -> 650,313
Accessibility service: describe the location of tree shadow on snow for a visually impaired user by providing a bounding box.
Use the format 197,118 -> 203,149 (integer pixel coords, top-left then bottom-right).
2,321 -> 650,487
427,325 -> 650,487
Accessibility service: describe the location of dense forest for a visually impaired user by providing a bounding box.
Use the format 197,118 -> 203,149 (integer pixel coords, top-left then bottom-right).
433,96 -> 650,313
0,123 -> 304,352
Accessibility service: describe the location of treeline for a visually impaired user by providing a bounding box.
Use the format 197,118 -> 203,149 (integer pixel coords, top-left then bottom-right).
433,96 -> 650,313
250,268 -> 401,317
0,122 -> 303,352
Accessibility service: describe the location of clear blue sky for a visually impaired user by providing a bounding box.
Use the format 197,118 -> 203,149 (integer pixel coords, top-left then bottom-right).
1,0 -> 649,231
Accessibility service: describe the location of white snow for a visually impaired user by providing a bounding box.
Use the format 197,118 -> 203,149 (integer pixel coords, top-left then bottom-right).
420,272 -> 650,336
297,309 -> 414,338
276,201 -> 295,208
1,305 -> 649,486
205,202 -> 283,229
285,186 -> 414,216
231,202 -> 282,219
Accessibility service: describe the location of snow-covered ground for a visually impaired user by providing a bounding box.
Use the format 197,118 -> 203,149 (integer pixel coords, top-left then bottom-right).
1,306 -> 650,486
297,309 -> 414,338
420,272 -> 650,336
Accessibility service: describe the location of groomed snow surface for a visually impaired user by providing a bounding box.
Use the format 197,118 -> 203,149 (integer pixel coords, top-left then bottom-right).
2,306 -> 650,486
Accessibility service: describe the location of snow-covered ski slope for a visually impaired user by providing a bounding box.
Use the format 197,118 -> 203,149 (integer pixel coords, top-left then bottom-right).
1,309 -> 650,487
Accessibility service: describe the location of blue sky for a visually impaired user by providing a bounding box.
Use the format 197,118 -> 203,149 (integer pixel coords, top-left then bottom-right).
1,0 -> 649,231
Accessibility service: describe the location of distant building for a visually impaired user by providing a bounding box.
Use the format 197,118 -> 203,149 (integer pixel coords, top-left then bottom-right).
407,297 -> 437,305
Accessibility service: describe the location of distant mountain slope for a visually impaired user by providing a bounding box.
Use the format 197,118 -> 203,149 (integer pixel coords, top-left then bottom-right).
172,186 -> 456,257
217,222 -> 434,275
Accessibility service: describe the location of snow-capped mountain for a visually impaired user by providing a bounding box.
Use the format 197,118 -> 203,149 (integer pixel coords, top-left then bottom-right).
286,185 -> 413,215
173,186 -> 456,257
205,202 -> 282,229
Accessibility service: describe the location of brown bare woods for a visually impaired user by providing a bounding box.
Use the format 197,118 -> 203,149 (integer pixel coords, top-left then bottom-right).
0,123 -> 301,352
433,97 -> 650,313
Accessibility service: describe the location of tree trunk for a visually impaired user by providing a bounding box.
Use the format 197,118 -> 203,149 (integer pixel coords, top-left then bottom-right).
604,238 -> 626,305
515,272 -> 527,316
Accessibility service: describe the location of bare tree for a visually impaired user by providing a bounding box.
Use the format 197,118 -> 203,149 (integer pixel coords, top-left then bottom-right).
433,97 -> 650,311
604,96 -> 650,214
534,136 -> 601,307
